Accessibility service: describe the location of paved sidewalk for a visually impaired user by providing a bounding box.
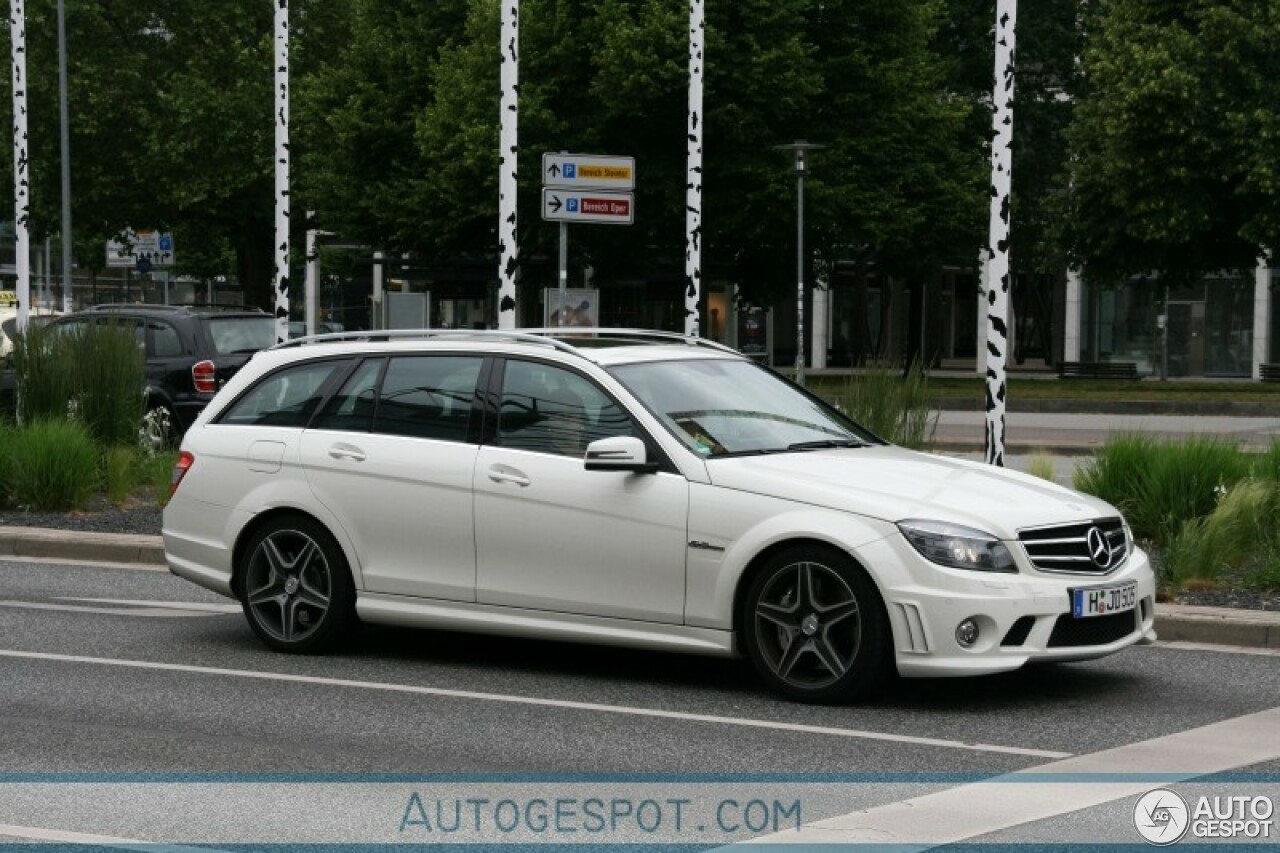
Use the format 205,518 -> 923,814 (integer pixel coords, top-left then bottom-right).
0,525 -> 1274,652
932,410 -> 1280,455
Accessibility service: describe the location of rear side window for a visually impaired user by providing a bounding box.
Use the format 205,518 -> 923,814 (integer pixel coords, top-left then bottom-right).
313,358 -> 384,432
218,359 -> 351,427
149,321 -> 183,357
373,356 -> 483,442
207,316 -> 277,355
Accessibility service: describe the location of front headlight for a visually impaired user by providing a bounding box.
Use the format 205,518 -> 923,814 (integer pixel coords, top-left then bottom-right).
897,519 -> 1017,573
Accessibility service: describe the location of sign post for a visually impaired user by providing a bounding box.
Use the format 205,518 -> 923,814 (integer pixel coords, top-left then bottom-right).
543,153 -> 635,327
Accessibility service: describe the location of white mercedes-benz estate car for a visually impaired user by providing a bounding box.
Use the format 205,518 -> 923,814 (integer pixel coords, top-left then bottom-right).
164,329 -> 1156,702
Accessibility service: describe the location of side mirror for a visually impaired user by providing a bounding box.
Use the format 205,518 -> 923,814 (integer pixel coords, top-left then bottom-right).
584,436 -> 658,473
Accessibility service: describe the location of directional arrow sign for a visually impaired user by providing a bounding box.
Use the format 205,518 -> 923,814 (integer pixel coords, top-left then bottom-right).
542,189 -> 634,225
543,153 -> 635,191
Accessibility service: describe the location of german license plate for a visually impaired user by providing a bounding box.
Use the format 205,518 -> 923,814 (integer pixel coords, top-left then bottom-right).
1071,581 -> 1137,619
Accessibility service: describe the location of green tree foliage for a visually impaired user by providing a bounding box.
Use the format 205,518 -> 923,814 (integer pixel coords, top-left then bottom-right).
1065,0 -> 1280,284
300,0 -> 986,312
3,0 -> 350,308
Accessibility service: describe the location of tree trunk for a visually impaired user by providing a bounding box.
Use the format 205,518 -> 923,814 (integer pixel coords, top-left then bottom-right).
237,229 -> 276,311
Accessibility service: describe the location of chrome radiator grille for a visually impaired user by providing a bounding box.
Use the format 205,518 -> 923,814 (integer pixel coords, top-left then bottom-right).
1018,518 -> 1128,574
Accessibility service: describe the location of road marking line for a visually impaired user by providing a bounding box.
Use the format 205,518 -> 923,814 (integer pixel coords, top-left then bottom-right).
0,648 -> 1068,759
58,597 -> 241,614
0,821 -> 222,851
744,705 -> 1280,846
0,601 -> 218,618
1157,640 -> 1280,657
0,554 -> 167,572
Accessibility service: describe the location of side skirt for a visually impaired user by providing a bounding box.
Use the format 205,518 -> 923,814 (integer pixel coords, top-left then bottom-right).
356,593 -> 737,657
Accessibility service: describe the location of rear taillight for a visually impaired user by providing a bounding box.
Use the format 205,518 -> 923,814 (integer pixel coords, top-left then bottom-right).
192,359 -> 217,393
170,451 -> 194,497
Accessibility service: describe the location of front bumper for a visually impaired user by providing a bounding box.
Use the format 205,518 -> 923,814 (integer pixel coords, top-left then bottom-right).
853,534 -> 1158,678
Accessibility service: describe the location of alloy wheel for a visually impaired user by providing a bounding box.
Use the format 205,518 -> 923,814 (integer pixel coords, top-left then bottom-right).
753,560 -> 862,690
244,529 -> 333,644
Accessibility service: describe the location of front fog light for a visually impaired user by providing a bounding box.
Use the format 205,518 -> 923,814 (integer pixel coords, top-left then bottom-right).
956,619 -> 980,648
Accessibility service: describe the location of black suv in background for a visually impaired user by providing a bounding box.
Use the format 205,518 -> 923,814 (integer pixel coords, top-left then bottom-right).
5,304 -> 278,446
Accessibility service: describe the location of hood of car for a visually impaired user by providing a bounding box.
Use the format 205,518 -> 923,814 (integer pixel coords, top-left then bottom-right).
705,445 -> 1117,540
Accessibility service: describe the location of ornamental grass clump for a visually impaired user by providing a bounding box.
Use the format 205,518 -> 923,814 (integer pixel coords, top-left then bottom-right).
4,418 -> 101,510
1074,435 -> 1251,546
1160,479 -> 1280,587
837,361 -> 937,449
73,321 -> 146,448
10,320 -> 76,424
104,445 -> 140,505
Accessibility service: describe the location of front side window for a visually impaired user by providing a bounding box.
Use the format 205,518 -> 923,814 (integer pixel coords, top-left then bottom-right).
609,358 -> 877,457
497,360 -> 634,457
218,359 -> 351,427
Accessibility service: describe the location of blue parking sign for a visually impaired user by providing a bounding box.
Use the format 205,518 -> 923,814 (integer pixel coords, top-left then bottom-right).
563,164 -> 576,179
567,199 -> 579,213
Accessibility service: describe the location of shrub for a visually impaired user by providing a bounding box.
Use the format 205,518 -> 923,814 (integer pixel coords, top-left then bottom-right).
836,361 -> 938,449
1074,435 -> 1251,546
146,449 -> 181,507
74,320 -> 146,448
1251,440 -> 1280,484
1024,452 -> 1056,482
11,320 -> 76,424
10,318 -> 144,447
1160,479 -> 1280,587
4,418 -> 101,510
104,445 -> 141,505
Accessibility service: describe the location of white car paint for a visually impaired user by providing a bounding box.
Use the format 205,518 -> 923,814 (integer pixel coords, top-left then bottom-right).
164,332 -> 1157,691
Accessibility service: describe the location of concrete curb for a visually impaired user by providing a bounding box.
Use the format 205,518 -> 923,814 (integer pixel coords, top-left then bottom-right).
1154,603 -> 1280,650
0,525 -> 167,567
1,526 -> 1275,651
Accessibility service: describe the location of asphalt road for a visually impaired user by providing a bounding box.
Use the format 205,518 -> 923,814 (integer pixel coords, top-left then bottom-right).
1,557 -> 1278,848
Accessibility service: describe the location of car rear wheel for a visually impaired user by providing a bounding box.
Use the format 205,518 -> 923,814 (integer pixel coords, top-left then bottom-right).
742,545 -> 889,703
239,515 -> 354,653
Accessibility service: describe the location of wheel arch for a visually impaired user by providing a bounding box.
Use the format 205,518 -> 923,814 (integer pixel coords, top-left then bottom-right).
731,537 -> 888,638
230,507 -> 358,599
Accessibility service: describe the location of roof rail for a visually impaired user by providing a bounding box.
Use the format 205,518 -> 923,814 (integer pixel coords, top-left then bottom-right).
271,327 -> 741,358
84,303 -> 267,314
270,328 -> 582,356
520,327 -> 741,355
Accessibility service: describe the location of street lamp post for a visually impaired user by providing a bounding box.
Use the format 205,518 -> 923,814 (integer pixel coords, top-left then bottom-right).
775,141 -> 824,387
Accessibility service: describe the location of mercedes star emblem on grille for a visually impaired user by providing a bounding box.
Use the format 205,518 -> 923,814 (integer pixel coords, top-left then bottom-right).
1086,526 -> 1114,569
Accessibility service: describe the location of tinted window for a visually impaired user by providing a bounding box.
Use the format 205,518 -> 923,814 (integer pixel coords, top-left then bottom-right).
313,358 -> 383,432
207,316 -> 277,355
149,321 -> 183,358
373,356 -> 482,442
497,361 -> 635,457
219,359 -> 350,427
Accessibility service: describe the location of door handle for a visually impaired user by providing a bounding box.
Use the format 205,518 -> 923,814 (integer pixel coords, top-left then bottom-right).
487,467 -> 531,487
328,444 -> 366,462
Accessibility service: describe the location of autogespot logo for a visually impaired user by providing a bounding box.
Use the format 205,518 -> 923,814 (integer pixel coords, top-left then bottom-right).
1134,788 -> 1190,845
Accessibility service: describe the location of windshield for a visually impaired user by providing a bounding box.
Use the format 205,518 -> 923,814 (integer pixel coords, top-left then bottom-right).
608,358 -> 879,457
208,316 -> 278,355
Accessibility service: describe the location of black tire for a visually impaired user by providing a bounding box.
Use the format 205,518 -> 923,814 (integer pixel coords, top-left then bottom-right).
238,514 -> 355,653
741,544 -> 889,703
140,403 -> 177,451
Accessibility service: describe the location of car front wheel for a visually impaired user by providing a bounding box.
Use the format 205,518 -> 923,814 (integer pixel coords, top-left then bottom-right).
742,546 -> 889,703
239,515 -> 354,653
